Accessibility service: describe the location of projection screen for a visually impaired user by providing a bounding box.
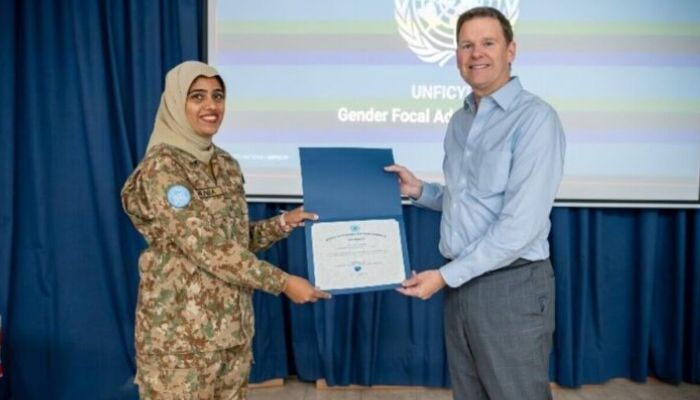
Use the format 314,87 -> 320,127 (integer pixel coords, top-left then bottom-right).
206,0 -> 700,206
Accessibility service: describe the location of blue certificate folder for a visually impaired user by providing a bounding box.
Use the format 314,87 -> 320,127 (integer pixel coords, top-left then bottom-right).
299,147 -> 411,294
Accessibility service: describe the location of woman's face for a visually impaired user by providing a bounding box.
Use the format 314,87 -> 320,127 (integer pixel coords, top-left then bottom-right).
185,76 -> 225,137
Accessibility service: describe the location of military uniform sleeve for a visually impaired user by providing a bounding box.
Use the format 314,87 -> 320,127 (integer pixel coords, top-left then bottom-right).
248,216 -> 290,254
121,155 -> 289,294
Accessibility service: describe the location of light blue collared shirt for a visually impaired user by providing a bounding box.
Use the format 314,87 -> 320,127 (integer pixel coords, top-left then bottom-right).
415,77 -> 566,288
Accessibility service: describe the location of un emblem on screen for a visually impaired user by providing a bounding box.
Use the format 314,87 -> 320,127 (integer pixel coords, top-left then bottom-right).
395,0 -> 520,66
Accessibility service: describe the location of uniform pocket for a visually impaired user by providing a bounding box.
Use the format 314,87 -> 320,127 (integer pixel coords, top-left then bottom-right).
137,355 -> 219,395
470,150 -> 511,194
146,367 -> 197,394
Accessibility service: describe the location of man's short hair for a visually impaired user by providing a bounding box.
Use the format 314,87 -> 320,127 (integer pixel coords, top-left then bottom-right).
455,7 -> 514,44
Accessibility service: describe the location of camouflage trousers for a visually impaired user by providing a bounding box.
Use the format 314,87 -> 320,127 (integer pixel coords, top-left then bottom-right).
136,347 -> 252,400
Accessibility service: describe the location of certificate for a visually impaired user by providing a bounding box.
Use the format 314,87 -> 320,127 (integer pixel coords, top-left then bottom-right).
300,147 -> 411,294
310,219 -> 406,291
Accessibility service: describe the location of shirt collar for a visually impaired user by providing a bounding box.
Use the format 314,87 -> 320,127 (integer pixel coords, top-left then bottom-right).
464,76 -> 522,112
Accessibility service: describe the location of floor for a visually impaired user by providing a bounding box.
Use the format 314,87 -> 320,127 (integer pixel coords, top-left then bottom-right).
248,378 -> 700,400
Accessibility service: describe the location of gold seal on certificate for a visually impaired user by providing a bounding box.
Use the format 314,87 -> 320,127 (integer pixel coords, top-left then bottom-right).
310,219 -> 406,291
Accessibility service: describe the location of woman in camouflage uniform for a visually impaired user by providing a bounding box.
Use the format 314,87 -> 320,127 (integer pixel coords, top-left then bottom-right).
121,61 -> 329,399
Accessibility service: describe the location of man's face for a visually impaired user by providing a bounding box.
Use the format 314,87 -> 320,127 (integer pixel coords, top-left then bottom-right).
456,17 -> 516,98
185,76 -> 225,137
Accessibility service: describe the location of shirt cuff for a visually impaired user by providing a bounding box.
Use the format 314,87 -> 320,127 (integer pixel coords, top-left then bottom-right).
439,259 -> 475,288
260,265 -> 290,295
265,215 -> 292,239
413,181 -> 440,208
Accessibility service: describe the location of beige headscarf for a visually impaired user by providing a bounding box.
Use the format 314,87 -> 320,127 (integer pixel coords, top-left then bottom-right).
146,61 -> 223,163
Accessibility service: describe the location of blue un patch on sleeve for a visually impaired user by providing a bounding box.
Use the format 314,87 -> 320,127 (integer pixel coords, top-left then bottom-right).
166,185 -> 191,209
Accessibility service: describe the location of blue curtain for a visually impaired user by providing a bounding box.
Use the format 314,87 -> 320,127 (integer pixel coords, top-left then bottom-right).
549,208 -> 700,386
0,1 -> 202,398
1,1 -> 698,399
268,206 -> 700,389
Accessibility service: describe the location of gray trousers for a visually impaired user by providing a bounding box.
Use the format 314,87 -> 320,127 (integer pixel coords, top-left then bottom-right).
444,259 -> 555,400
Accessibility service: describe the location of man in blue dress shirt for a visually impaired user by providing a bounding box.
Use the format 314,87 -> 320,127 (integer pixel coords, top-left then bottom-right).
386,6 -> 566,400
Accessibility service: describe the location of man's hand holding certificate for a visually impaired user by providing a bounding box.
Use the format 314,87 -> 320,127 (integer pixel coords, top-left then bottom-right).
300,148 -> 410,294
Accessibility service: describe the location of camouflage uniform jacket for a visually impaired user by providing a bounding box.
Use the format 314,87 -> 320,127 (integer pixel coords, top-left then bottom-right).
121,144 -> 290,355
